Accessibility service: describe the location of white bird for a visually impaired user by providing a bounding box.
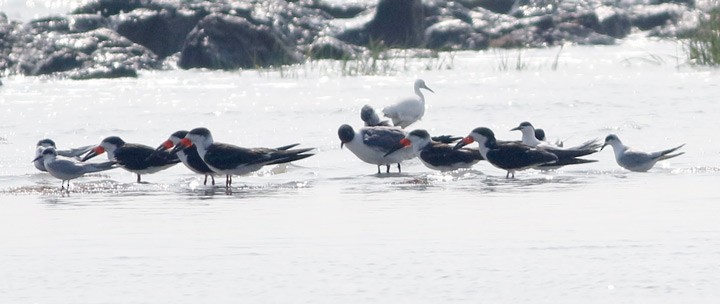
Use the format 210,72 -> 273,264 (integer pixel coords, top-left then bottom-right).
382,79 -> 434,128
601,134 -> 685,172
338,124 -> 415,173
512,122 -> 600,150
34,138 -> 93,172
33,147 -> 117,191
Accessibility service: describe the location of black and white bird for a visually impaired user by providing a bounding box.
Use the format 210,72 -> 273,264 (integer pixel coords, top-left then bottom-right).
170,127 -> 314,187
81,136 -> 180,183
532,128 -> 564,147
601,134 -> 685,172
338,124 -> 415,174
511,121 -> 600,168
382,79 -> 434,128
454,127 -> 558,178
33,147 -> 117,191
360,104 -> 391,127
385,129 -> 484,172
34,139 -> 93,172
153,130 -> 217,185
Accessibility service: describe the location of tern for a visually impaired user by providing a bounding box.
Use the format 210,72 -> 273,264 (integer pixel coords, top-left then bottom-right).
454,127 -> 558,178
34,138 -> 93,172
170,127 -> 314,188
360,104 -> 391,127
385,129 -> 484,172
81,136 -> 180,183
33,147 -> 117,191
382,79 -> 434,128
601,134 -> 685,172
153,130 -> 218,185
338,124 -> 415,174
511,121 -> 600,168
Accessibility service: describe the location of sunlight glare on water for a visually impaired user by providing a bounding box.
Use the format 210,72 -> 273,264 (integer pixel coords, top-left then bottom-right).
1,39 -> 719,303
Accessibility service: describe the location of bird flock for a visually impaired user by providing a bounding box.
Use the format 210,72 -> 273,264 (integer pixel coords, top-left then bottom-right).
32,79 -> 685,191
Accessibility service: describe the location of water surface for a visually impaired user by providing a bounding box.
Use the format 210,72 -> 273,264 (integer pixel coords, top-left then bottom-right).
1,40 -> 719,303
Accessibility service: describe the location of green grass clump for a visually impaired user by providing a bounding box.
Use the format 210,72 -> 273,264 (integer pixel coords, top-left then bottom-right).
687,9 -> 720,66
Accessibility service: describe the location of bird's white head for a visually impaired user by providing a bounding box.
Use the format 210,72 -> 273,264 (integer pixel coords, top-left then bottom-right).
406,129 -> 432,153
601,134 -> 623,151
511,121 -> 541,145
414,79 -> 434,94
33,147 -> 58,163
183,127 -> 214,150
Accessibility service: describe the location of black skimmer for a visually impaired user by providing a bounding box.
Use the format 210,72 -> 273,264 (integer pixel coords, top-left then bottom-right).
382,79 -> 434,128
360,104 -> 391,127
602,134 -> 685,172
153,130 -> 217,185
81,136 -> 180,183
338,124 -> 415,174
454,127 -> 558,178
385,129 -> 484,172
170,127 -> 314,187
33,147 -> 117,191
511,121 -> 600,168
34,138 -> 93,172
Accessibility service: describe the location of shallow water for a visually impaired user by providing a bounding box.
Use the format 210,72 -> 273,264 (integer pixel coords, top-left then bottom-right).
1,39 -> 720,303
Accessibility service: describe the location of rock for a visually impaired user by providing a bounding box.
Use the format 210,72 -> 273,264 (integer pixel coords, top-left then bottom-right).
630,3 -> 686,30
549,22 -> 615,45
490,27 -> 544,48
300,0 -> 367,18
69,65 -> 138,80
114,8 -> 203,58
307,36 -> 359,59
27,16 -> 70,33
424,19 -> 476,50
68,14 -> 109,33
595,7 -> 632,38
366,0 -> 425,47
13,28 -> 159,77
72,0 -> 153,17
458,0 -> 516,14
511,0 -> 558,18
179,13 -> 301,70
29,49 -> 86,75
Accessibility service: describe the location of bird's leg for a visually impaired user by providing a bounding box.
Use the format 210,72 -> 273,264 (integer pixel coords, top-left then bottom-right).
506,171 -> 510,179
136,174 -> 141,183
397,163 -> 401,173
377,165 -> 381,174
211,176 -> 215,186
203,175 -> 208,185
386,164 -> 390,173
60,180 -> 65,191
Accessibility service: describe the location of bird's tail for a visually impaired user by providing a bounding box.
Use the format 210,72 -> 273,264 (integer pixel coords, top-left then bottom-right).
57,145 -> 94,159
657,151 -> 685,161
660,144 -> 685,155
541,157 -> 597,167
568,138 -> 602,151
85,161 -> 118,173
265,148 -> 315,165
275,143 -> 300,151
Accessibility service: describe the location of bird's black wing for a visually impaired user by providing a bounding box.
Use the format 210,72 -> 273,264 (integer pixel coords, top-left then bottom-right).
487,143 -> 557,170
419,143 -> 484,167
117,143 -> 179,170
